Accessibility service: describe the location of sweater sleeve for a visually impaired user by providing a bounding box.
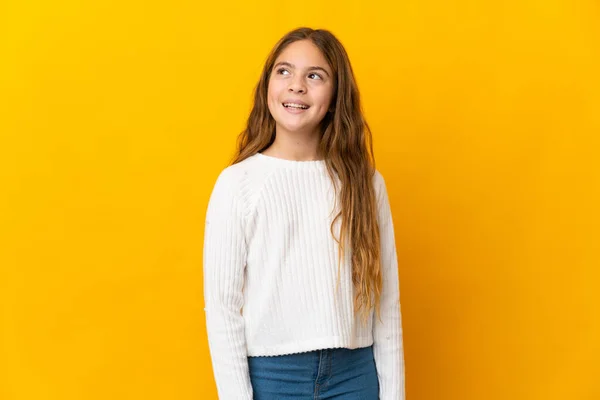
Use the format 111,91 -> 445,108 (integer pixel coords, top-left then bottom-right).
203,168 -> 253,400
372,171 -> 406,400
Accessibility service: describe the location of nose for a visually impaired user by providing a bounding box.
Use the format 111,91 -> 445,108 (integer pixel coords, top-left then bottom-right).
288,75 -> 306,94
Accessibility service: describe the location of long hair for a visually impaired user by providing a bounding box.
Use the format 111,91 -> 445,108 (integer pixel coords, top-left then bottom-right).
230,27 -> 382,326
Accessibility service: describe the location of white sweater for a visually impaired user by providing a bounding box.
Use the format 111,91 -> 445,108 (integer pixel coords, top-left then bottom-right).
203,152 -> 405,399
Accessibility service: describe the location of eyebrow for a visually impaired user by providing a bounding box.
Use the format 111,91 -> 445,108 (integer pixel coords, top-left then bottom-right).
273,61 -> 331,77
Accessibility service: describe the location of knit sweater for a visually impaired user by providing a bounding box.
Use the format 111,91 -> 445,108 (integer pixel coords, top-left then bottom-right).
203,152 -> 405,399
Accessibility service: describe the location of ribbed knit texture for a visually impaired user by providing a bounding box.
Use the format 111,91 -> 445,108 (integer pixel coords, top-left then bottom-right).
203,152 -> 405,400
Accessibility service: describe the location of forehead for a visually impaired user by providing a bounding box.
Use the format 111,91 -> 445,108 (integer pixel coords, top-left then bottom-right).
274,40 -> 330,70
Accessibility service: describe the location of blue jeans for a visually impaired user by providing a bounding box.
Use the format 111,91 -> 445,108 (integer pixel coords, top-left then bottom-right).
248,345 -> 380,399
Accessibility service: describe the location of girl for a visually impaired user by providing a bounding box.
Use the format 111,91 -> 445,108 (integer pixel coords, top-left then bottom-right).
203,27 -> 405,399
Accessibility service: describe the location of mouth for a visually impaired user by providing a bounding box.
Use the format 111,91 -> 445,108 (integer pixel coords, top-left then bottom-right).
282,102 -> 310,111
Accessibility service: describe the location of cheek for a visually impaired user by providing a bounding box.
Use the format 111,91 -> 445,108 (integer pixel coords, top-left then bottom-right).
316,83 -> 333,101
316,87 -> 334,111
267,82 -> 280,114
268,80 -> 284,100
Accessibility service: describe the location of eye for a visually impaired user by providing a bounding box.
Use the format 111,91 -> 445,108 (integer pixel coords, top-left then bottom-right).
276,68 -> 290,75
308,72 -> 322,80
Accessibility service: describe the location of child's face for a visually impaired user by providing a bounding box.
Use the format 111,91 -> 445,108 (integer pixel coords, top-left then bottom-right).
267,40 -> 334,138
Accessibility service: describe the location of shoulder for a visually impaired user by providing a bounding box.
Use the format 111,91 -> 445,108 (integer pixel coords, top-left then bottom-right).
208,154 -> 268,208
205,158 -> 256,220
372,169 -> 387,195
212,154 -> 260,187
372,169 -> 385,186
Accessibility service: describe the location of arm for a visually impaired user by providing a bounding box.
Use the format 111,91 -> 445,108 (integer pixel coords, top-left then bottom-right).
372,172 -> 406,400
203,168 -> 253,400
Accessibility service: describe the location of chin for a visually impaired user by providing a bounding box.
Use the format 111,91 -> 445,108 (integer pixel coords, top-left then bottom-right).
278,122 -> 314,134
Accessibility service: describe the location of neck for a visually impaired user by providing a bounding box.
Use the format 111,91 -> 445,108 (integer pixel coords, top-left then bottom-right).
263,128 -> 323,161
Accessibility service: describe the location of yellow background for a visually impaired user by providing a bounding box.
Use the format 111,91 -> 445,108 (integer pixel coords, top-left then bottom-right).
1,1 -> 599,399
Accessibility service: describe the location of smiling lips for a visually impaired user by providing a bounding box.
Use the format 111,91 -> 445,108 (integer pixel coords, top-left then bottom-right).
282,101 -> 310,113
